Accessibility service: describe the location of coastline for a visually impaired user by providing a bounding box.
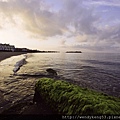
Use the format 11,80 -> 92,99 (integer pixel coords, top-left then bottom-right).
0,52 -> 120,116
0,53 -> 56,115
0,52 -> 27,62
0,52 -> 28,114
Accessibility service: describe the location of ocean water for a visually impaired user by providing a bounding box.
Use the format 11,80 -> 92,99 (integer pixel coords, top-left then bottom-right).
0,52 -> 120,112
26,52 -> 120,97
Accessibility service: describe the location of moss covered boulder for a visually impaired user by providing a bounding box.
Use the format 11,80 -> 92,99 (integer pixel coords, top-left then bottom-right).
35,78 -> 120,115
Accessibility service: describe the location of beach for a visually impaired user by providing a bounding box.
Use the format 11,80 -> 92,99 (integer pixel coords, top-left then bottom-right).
0,52 -> 55,115
0,52 -> 29,114
0,52 -> 27,62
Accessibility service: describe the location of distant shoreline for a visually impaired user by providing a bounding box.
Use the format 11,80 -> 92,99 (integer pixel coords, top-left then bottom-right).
66,51 -> 82,53
0,51 -> 60,62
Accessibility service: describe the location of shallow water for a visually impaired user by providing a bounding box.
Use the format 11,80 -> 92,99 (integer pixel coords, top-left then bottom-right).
0,52 -> 120,113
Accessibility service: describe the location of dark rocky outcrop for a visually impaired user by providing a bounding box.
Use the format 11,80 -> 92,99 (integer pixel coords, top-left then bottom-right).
46,68 -> 57,76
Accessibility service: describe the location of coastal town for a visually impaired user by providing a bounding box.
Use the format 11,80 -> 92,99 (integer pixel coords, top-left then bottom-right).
0,43 -> 59,53
0,43 -> 15,52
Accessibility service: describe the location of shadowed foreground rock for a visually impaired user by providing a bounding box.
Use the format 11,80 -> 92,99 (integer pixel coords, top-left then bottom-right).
1,100 -> 56,115
22,87 -> 56,114
1,88 -> 56,115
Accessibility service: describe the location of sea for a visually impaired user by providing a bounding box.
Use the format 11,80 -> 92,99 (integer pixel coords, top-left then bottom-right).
0,52 -> 120,112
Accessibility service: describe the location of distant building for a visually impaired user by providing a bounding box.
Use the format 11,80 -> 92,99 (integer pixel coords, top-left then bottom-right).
0,43 -> 60,53
0,43 -> 15,52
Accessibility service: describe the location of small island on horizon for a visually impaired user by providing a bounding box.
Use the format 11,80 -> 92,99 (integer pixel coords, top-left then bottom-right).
66,51 -> 82,53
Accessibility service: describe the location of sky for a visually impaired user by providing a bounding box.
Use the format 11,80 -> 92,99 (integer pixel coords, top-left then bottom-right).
0,0 -> 120,52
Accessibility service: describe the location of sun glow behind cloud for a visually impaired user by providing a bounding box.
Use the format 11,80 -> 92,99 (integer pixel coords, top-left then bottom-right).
0,0 -> 120,52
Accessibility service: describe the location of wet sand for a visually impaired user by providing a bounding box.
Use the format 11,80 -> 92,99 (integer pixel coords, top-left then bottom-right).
0,53 -> 56,116
0,52 -> 26,62
0,52 -> 28,115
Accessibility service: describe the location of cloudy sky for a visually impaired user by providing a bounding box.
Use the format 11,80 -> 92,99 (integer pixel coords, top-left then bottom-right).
0,0 -> 120,52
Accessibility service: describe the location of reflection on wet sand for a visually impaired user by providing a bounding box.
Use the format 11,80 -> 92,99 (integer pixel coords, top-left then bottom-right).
0,54 -> 59,113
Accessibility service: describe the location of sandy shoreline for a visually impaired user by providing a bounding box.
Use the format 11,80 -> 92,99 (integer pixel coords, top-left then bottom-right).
0,52 -> 55,115
0,52 -> 27,62
0,52 -> 30,114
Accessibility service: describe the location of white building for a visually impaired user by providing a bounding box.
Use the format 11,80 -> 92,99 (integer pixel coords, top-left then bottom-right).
0,43 -> 15,52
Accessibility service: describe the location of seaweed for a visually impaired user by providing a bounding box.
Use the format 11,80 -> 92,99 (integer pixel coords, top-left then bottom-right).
35,78 -> 120,115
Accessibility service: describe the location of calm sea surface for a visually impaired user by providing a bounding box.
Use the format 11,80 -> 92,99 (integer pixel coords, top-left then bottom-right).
29,52 -> 120,97
0,52 -> 120,112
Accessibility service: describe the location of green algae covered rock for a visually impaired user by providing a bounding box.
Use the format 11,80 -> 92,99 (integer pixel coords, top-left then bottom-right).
35,78 -> 120,115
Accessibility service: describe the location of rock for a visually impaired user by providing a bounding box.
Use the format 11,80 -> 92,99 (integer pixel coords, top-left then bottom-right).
13,57 -> 27,74
33,88 -> 43,104
46,68 -> 57,76
13,66 -> 20,75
